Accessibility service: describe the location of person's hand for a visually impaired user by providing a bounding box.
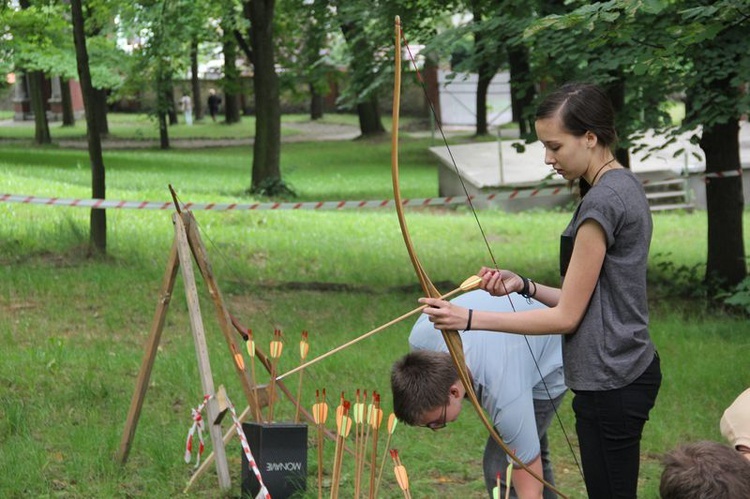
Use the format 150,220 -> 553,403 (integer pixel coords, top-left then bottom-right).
418,298 -> 471,331
478,267 -> 522,297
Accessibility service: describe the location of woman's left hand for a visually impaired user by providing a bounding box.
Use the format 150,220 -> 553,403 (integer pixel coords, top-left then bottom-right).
419,298 -> 470,331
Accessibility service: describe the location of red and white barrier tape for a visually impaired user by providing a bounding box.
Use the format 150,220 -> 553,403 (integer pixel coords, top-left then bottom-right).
225,394 -> 272,499
0,187 -> 569,212
0,170 -> 742,212
702,169 -> 743,180
186,393 -> 271,499
185,396 -> 209,469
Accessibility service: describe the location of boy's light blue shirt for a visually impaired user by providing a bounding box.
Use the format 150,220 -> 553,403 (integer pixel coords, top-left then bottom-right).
409,289 -> 566,464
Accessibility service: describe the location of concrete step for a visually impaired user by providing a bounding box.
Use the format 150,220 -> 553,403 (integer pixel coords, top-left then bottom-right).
646,190 -> 689,200
650,202 -> 695,212
643,178 -> 687,188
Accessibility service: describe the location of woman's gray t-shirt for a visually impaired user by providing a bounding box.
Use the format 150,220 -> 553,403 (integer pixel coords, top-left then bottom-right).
561,168 -> 655,391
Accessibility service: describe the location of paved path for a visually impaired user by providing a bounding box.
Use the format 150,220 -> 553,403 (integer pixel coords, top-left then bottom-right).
0,120 -> 361,149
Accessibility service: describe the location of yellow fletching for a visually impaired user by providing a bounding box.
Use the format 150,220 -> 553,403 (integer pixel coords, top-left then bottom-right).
246,339 -> 255,358
312,402 -> 329,425
299,341 -> 309,359
387,413 -> 398,434
370,408 -> 383,429
234,353 -> 245,370
460,275 -> 482,291
394,464 -> 409,491
270,340 -> 283,359
338,415 -> 352,437
353,402 -> 365,424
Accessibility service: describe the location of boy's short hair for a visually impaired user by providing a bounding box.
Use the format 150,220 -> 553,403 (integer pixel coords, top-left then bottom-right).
390,350 -> 458,425
659,440 -> 750,499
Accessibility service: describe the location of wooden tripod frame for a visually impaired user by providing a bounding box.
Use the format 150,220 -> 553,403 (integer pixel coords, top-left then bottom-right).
115,209 -> 333,490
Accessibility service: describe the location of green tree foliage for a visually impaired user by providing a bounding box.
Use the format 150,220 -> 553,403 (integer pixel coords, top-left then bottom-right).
524,0 -> 749,288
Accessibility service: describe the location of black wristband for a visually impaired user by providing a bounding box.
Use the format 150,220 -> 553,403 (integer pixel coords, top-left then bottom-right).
520,275 -> 536,301
520,275 -> 530,297
466,309 -> 473,331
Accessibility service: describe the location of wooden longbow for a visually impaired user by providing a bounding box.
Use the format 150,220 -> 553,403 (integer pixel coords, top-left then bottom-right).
391,16 -> 568,499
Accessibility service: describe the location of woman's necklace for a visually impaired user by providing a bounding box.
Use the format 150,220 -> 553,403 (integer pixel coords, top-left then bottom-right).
590,157 -> 616,185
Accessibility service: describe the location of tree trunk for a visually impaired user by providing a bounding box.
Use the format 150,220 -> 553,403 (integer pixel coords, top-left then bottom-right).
476,68 -> 491,136
472,4 -> 498,137
356,95 -> 385,136
423,52 -> 441,125
191,39 -> 203,121
310,83 -> 323,120
605,78 -> 630,169
339,18 -> 384,136
700,119 -> 746,289
167,85 -> 178,125
157,71 -> 171,150
71,0 -> 106,254
248,0 -> 282,191
18,0 -> 50,144
158,111 -> 170,150
507,45 -> 534,136
93,88 -> 109,136
27,70 -> 51,144
61,79 -> 75,126
223,25 -> 242,124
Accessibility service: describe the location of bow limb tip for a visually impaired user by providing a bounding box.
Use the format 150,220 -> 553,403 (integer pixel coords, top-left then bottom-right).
460,275 -> 482,292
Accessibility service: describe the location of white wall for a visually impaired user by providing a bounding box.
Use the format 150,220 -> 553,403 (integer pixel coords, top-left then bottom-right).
437,70 -> 513,127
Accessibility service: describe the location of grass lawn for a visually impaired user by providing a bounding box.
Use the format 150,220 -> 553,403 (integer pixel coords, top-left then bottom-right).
0,131 -> 748,498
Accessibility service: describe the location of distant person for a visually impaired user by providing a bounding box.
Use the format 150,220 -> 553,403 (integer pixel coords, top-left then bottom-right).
659,440 -> 750,499
391,289 -> 567,499
207,88 -> 221,122
721,387 -> 750,461
179,93 -> 193,126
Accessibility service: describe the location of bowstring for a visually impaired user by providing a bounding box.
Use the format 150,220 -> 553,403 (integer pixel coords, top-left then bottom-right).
399,24 -> 583,480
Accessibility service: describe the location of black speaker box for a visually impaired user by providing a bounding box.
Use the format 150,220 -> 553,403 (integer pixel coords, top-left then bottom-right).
241,422 -> 308,498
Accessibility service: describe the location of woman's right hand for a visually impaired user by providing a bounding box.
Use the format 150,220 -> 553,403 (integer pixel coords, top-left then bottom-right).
478,267 -> 523,297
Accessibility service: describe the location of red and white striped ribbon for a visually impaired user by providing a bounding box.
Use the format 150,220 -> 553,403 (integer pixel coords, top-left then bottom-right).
0,169 -> 742,212
185,395 -> 209,469
0,188 -> 569,211
185,393 -> 271,498
224,394 -> 272,499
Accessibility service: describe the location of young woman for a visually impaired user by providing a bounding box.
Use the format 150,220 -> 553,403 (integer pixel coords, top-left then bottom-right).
420,82 -> 661,499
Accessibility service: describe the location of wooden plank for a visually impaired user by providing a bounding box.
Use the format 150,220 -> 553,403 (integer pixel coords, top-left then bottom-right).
174,213 -> 231,490
116,237 -> 180,465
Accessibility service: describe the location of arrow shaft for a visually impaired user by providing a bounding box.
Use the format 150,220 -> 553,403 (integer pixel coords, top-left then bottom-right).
276,285 -> 466,381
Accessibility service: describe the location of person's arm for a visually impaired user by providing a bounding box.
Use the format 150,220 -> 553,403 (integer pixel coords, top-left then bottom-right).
421,219 -> 606,335
475,267 -> 561,307
511,454 -> 544,499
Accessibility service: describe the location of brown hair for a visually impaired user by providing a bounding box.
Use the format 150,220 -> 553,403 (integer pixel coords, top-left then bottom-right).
535,82 -> 618,148
536,82 -> 619,196
659,440 -> 750,499
390,350 -> 457,425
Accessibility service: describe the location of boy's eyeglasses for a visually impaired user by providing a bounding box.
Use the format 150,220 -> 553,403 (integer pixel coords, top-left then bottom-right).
422,402 -> 447,431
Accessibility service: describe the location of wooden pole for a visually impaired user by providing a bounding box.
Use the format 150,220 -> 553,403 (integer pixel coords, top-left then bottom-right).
116,238 -> 180,465
174,213 -> 231,490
